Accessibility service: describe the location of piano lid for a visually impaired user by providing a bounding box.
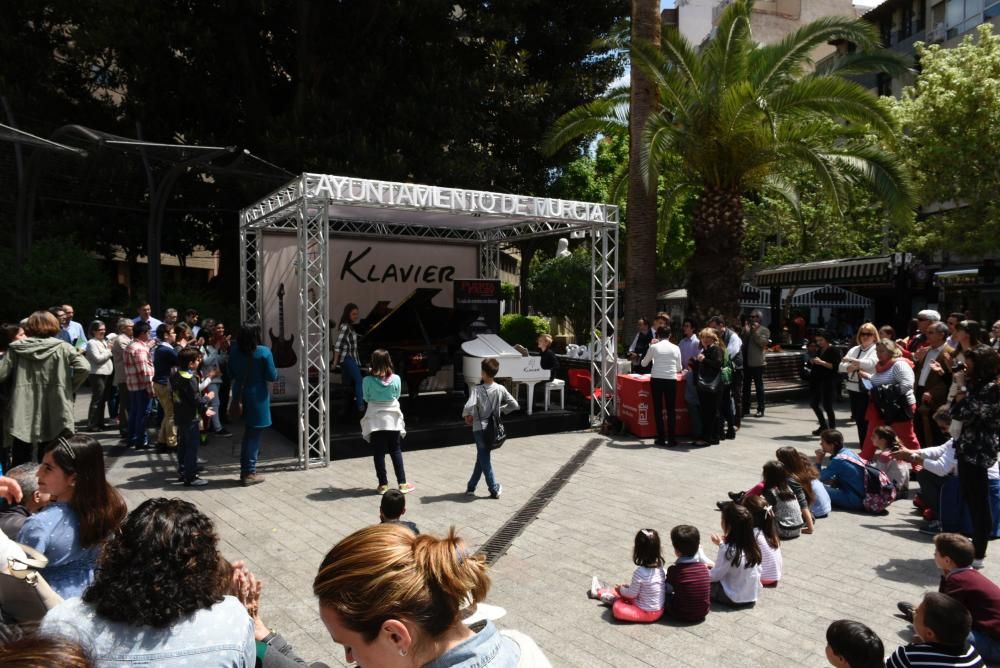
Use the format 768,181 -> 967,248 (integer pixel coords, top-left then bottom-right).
461,334 -> 524,358
361,288 -> 479,344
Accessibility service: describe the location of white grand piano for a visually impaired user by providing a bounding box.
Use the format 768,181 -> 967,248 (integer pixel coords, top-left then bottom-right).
461,334 -> 551,415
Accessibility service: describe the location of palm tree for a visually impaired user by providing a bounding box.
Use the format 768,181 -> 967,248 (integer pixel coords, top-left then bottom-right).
546,0 -> 914,321
626,0 -> 661,329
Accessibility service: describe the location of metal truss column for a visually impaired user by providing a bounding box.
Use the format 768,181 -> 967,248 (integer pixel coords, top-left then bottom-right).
297,197 -> 330,468
479,233 -> 500,279
590,224 -> 619,425
239,224 -> 263,326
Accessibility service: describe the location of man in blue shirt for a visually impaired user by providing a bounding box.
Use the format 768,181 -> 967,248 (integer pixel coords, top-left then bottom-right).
133,302 -> 163,336
60,304 -> 86,345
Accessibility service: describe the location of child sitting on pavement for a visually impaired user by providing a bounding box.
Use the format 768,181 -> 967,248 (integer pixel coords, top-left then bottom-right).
587,528 -> 667,623
664,525 -> 712,623
709,503 -> 762,607
871,425 -> 910,498
887,592 -> 986,667
742,495 -> 783,588
815,429 -> 867,511
896,533 -> 1000,664
379,488 -> 419,535
761,460 -> 810,538
825,620 -> 885,668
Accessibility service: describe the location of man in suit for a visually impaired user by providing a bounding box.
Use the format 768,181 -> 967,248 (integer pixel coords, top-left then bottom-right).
913,321 -> 953,447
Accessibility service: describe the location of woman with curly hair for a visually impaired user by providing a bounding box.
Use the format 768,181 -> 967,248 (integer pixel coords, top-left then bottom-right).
314,524 -> 549,667
41,497 -> 255,665
950,344 -> 1000,568
17,435 -> 126,598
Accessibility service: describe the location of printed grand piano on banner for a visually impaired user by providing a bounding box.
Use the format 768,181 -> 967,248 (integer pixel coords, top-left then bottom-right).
461,334 -> 550,415
357,288 -> 479,402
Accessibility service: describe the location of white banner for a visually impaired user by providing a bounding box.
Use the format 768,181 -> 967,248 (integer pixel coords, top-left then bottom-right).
260,234 -> 477,401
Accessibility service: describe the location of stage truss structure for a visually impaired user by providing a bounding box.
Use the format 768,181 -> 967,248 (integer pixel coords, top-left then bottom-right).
241,173 -> 619,468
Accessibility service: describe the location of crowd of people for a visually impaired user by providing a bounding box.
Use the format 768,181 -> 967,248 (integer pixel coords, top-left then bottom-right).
624,307 -> 1000,666
1,299 -> 999,666
0,303 -> 281,488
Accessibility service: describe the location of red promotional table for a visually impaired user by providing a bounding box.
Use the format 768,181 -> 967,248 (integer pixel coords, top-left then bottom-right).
617,373 -> 692,439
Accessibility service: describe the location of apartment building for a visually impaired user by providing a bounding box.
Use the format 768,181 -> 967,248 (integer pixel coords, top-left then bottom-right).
674,0 -> 860,60
851,0 -> 1000,97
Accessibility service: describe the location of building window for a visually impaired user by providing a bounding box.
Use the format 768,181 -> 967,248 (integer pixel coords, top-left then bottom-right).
987,0 -> 1000,19
880,20 -> 893,45
877,73 -> 893,97
901,5 -> 914,37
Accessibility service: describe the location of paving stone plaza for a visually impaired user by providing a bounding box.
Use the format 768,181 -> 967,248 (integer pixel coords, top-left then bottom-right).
94,394 -> 997,667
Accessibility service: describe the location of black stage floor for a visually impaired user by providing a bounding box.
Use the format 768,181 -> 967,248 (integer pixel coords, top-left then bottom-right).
272,390 -> 590,461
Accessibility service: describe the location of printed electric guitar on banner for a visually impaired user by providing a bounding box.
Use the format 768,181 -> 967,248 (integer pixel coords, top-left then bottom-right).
269,283 -> 297,368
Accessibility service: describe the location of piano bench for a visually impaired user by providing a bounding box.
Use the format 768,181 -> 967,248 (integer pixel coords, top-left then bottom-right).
544,379 -> 565,411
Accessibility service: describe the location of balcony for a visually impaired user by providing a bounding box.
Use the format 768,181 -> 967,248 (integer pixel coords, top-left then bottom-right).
926,23 -> 947,43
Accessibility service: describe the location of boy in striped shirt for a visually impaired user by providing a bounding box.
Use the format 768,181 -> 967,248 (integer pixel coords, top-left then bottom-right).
886,592 -> 985,667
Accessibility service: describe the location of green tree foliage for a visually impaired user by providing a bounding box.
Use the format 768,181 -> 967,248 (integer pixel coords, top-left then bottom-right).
1,0 -> 628,302
891,23 -> 1000,253
742,168 -> 908,266
499,314 -> 549,349
528,247 -> 593,344
0,237 -> 110,323
546,0 -> 915,321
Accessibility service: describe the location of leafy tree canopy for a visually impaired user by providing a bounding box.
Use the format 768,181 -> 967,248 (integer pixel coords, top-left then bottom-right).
891,23 -> 1000,253
528,246 -> 593,344
1,0 -> 628,304
546,0 -> 916,321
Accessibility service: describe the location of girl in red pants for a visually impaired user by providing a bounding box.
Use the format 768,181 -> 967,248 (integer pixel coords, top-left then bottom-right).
587,529 -> 666,623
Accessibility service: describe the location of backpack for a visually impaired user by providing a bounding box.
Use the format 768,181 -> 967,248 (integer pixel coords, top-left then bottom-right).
720,348 -> 734,386
476,385 -> 507,451
845,454 -> 897,513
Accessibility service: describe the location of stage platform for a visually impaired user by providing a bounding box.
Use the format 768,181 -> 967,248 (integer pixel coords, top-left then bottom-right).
272,390 -> 590,461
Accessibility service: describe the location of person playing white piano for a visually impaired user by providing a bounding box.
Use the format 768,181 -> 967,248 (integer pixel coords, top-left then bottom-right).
537,334 -> 559,380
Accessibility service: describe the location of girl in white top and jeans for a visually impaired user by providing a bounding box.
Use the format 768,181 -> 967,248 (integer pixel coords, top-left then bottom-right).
589,529 -> 667,623
641,327 -> 682,447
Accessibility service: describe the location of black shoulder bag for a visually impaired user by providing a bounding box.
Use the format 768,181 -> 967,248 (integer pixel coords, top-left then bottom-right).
477,385 -> 507,450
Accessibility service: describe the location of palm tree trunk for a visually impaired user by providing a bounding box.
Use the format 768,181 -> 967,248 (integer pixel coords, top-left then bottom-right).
625,0 -> 661,330
687,186 -> 745,323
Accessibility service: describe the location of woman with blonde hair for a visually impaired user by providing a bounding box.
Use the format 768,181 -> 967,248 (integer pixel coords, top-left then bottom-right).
693,328 -> 725,446
314,524 -> 549,667
839,322 -> 879,444
857,338 -> 920,460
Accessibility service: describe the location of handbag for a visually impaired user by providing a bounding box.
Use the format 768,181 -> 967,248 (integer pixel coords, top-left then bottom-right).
696,349 -> 723,394
0,544 -> 63,626
870,383 -> 914,423
476,385 -> 507,451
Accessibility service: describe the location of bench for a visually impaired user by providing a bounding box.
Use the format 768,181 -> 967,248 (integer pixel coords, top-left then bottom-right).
761,351 -> 809,398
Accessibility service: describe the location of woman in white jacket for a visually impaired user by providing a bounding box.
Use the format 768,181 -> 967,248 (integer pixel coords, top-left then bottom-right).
84,320 -> 114,431
838,322 -> 879,445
